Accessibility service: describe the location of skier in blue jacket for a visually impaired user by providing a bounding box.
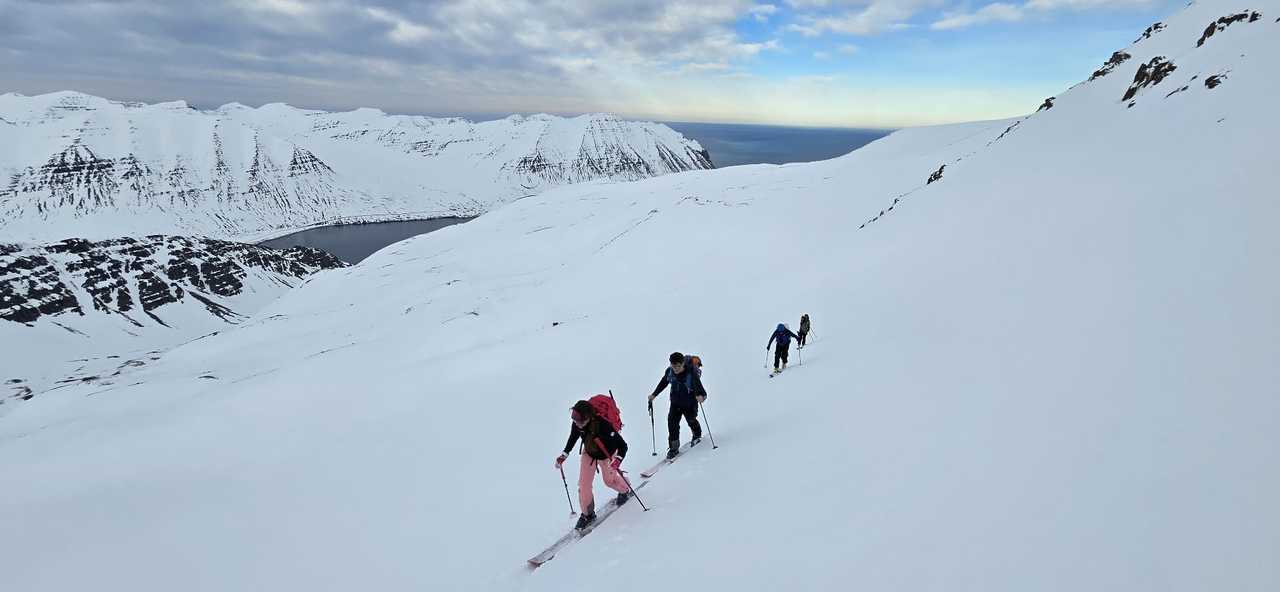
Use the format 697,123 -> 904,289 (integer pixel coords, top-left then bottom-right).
767,323 -> 801,373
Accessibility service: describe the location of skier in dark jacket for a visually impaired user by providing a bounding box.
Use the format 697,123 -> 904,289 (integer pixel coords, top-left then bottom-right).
797,314 -> 812,348
556,400 -> 630,529
768,323 -> 800,372
647,351 -> 708,459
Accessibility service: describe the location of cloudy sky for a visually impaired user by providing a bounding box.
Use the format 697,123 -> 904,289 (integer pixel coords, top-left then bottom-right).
0,0 -> 1181,127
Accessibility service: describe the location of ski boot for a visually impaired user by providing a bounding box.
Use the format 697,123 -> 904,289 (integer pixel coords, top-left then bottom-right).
666,445 -> 679,460
616,492 -> 630,506
575,512 -> 597,530
691,436 -> 702,446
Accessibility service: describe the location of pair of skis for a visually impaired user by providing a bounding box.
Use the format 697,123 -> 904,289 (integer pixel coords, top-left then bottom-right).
527,439 -> 702,568
527,479 -> 650,568
639,439 -> 699,478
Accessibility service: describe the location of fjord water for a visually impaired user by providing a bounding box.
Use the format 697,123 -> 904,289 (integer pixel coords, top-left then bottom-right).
664,122 -> 891,167
260,217 -> 472,263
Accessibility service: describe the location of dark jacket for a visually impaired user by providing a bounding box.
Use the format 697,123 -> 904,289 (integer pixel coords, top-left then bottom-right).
799,316 -> 811,334
651,365 -> 708,407
563,416 -> 628,460
768,324 -> 800,349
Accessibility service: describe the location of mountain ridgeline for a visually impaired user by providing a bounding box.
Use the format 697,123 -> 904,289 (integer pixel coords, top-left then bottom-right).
0,94 -> 713,242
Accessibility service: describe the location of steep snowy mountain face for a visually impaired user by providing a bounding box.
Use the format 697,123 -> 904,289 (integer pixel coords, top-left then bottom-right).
0,94 -> 712,242
2,2 -> 1277,591
0,236 -> 343,410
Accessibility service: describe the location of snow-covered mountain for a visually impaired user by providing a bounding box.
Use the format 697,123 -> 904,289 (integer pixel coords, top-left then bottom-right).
0,236 -> 343,410
2,2 -> 1277,591
0,93 -> 712,242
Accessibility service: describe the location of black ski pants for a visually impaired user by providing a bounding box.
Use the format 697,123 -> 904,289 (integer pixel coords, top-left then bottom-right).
797,331 -> 808,347
774,343 -> 790,368
667,403 -> 701,446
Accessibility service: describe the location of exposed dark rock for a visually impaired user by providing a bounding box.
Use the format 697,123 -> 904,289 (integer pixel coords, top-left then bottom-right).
988,121 -> 1021,146
1090,52 -> 1132,81
1,236 -> 345,325
1165,85 -> 1190,98
1122,57 -> 1177,102
287,147 -> 334,177
1037,97 -> 1055,112
0,250 -> 83,323
8,385 -> 34,401
927,165 -> 945,185
1198,12 -> 1263,47
1205,74 -> 1227,89
1134,22 -> 1165,43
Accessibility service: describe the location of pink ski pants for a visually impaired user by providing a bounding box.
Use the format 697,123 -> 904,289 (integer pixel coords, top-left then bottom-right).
578,453 -> 629,514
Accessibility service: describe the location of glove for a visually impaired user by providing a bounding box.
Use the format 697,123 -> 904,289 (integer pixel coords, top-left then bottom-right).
555,453 -> 567,468
696,395 -> 706,404
647,393 -> 658,404
610,456 -> 623,471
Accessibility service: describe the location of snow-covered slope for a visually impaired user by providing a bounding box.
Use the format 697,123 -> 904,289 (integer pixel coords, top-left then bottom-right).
0,236 -> 343,412
2,2 -> 1277,591
0,93 -> 712,242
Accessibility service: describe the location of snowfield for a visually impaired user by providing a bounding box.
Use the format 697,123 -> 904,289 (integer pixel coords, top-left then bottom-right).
0,92 -> 711,243
2,2 -> 1278,591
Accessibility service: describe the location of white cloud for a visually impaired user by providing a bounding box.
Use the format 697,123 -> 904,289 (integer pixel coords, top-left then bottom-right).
928,0 -> 1156,31
0,0 -> 1127,128
365,8 -> 435,44
239,0 -> 313,17
1026,0 -> 1155,9
787,0 -> 943,37
788,73 -> 843,84
683,61 -> 733,72
931,3 -> 1024,30
750,4 -> 779,21
784,0 -> 836,6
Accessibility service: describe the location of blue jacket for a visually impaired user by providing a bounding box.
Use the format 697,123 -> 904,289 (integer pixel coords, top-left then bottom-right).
768,324 -> 800,350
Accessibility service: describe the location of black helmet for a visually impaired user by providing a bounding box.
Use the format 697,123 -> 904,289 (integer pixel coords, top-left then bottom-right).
669,351 -> 685,364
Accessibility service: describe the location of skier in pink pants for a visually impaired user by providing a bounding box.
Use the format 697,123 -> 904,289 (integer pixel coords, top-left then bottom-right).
556,400 -> 630,530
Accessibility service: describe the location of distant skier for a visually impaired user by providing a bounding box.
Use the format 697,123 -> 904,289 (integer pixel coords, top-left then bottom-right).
556,399 -> 630,530
798,314 -> 812,348
647,352 -> 708,460
767,323 -> 800,373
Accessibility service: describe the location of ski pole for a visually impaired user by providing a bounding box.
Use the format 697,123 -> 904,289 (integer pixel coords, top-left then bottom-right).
618,470 -> 649,512
558,464 -> 576,515
797,345 -> 803,366
699,401 -> 718,449
649,401 -> 657,456
764,347 -> 770,369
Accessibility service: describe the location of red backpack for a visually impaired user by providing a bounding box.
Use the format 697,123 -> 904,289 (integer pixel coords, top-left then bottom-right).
588,394 -> 623,432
